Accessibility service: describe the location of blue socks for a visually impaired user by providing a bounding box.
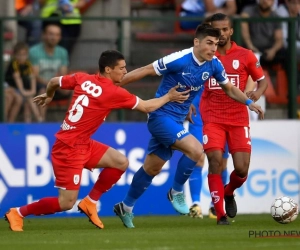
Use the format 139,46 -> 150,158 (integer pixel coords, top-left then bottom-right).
189,166 -> 203,204
222,169 -> 228,186
123,167 -> 154,207
173,155 -> 197,192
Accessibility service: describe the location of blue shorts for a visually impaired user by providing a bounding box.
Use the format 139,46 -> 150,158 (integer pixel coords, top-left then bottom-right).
147,115 -> 190,161
223,142 -> 229,159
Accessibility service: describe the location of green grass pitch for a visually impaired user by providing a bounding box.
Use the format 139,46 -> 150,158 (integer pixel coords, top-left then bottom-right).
0,214 -> 299,250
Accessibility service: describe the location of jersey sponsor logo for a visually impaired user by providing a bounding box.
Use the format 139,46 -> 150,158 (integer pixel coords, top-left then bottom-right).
256,61 -> 261,68
202,72 -> 210,80
211,191 -> 220,203
232,60 -> 239,70
81,81 -> 102,97
177,82 -> 202,91
73,175 -> 80,185
158,58 -> 166,70
182,72 -> 191,76
208,74 -> 240,90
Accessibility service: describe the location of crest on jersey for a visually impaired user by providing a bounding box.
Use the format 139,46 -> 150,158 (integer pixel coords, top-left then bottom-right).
232,60 -> 239,70
202,72 -> 210,80
203,135 -> 208,144
73,175 -> 80,185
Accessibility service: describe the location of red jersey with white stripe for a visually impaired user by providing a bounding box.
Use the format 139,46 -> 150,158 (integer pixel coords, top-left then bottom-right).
200,42 -> 264,126
55,73 -> 139,147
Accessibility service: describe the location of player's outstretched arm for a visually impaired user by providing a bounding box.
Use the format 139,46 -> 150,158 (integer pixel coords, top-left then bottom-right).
117,63 -> 157,87
221,82 -> 264,119
135,86 -> 190,113
33,77 -> 60,107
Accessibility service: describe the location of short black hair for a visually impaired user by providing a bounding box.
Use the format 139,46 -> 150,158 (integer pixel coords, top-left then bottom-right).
194,23 -> 221,40
98,50 -> 125,74
210,13 -> 232,27
13,41 -> 28,55
42,13 -> 62,32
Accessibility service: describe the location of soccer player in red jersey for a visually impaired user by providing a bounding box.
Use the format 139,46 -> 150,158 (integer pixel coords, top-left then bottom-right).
4,50 -> 190,232
200,13 -> 268,225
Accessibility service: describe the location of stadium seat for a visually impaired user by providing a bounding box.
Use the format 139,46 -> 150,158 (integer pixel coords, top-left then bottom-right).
263,64 -> 289,104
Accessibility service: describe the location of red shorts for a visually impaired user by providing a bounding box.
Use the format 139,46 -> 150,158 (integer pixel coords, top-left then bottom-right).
203,123 -> 251,154
51,139 -> 109,190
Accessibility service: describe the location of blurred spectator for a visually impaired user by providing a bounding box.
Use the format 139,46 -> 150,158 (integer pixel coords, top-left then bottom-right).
29,22 -> 70,121
203,0 -> 237,16
39,0 -> 90,55
4,83 -> 22,123
240,0 -> 285,68
5,42 -> 43,123
15,0 -> 41,45
235,0 -> 256,15
178,0 -> 206,30
277,0 -> 300,91
178,0 -> 237,30
277,0 -> 300,60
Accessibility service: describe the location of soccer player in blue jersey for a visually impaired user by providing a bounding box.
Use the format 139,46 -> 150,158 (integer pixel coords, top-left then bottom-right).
187,90 -> 229,219
114,23 -> 264,228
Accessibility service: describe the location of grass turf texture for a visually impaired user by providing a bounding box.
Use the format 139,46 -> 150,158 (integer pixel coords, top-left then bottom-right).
0,214 -> 299,250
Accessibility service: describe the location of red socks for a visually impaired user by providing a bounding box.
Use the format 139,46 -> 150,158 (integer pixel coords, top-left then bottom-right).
208,174 -> 226,220
225,170 -> 247,196
89,168 -> 125,201
19,197 -> 61,217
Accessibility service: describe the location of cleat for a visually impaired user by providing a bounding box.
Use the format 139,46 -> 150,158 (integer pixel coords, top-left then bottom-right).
208,206 -> 217,219
78,197 -> 104,229
189,204 -> 203,218
224,185 -> 237,218
113,202 -> 135,228
5,208 -> 23,232
217,216 -> 229,225
167,189 -> 189,215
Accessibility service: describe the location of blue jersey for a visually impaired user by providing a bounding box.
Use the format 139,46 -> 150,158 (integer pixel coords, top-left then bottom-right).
190,85 -> 204,127
151,47 -> 228,123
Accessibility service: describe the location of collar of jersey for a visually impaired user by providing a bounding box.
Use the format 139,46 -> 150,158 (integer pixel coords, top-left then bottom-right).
215,41 -> 237,57
192,48 -> 207,66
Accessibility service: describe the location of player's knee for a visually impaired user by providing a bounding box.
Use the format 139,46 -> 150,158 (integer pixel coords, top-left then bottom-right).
118,155 -> 129,171
144,165 -> 161,176
196,152 -> 205,166
208,158 -> 223,174
234,166 -> 249,178
190,149 -> 204,163
60,198 -> 77,211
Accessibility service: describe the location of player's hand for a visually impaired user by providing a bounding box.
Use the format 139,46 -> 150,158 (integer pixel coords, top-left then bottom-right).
186,104 -> 196,123
264,48 -> 276,61
168,86 -> 190,103
33,93 -> 53,107
246,91 -> 261,102
249,102 -> 264,120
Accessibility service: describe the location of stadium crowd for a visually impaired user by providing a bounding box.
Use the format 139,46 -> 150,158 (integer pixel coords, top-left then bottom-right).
3,0 -> 299,123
